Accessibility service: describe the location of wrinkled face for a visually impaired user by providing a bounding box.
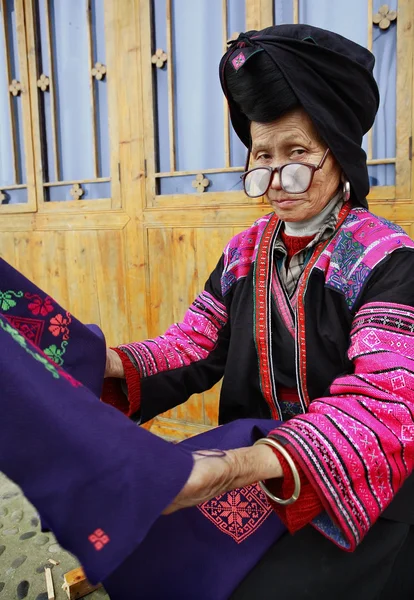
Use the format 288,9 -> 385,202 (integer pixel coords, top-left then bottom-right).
250,108 -> 342,222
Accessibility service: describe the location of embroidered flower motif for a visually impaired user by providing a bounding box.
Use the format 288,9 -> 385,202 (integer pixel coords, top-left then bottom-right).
373,5 -> 397,30
44,341 -> 68,367
88,528 -> 110,551
49,314 -> 70,338
151,48 -> 168,68
91,62 -> 107,80
232,51 -> 246,71
192,173 -> 210,193
198,484 -> 272,544
0,290 -> 24,311
25,293 -> 54,317
37,73 -> 50,92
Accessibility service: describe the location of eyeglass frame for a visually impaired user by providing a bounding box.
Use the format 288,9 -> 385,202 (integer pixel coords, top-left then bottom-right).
241,148 -> 330,198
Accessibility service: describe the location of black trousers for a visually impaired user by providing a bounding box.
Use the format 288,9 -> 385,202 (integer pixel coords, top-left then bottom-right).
230,519 -> 414,600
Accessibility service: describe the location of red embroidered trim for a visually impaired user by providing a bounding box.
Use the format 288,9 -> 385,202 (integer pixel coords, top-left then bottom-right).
266,448 -> 323,533
254,214 -> 281,419
101,348 -> 141,417
295,203 -> 351,407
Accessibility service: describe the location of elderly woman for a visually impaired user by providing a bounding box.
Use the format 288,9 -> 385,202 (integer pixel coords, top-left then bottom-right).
104,25 -> 414,599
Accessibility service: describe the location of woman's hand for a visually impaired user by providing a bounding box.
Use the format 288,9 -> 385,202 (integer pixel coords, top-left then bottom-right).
104,348 -> 125,378
163,443 -> 282,514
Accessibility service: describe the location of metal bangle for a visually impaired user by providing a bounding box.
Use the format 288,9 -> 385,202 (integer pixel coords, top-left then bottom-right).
254,437 -> 301,506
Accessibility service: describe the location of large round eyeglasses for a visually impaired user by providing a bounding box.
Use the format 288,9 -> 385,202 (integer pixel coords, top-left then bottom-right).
242,148 -> 330,198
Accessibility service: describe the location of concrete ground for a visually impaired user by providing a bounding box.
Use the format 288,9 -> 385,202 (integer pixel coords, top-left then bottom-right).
0,472 -> 110,600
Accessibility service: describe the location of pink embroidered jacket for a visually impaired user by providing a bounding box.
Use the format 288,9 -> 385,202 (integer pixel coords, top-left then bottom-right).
103,206 -> 414,551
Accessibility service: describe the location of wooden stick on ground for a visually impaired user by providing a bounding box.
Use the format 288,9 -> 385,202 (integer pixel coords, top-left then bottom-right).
44,567 -> 55,600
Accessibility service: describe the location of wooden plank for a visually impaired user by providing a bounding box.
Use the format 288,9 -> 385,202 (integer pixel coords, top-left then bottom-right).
222,0 -> 230,168
113,0 -> 149,343
0,232 -> 17,266
152,191 -> 260,209
195,226 -> 232,286
147,227 -> 174,335
395,0 -> 413,199
155,166 -> 244,177
147,227 -> 177,419
38,199 -> 112,212
104,0 -> 122,209
86,0 -> 99,179
260,0 -> 274,27
171,227 -> 204,423
293,0 -> 299,24
43,177 -> 111,187
15,0 -> 38,211
35,210 -> 129,231
196,227 -> 232,426
26,230 -> 50,291
63,231 -> 100,324
166,0 -> 176,172
144,205 -> 270,228
1,0 -> 18,183
367,185 -> 397,201
38,231 -> 70,308
139,0 -> 157,207
91,230 -> 129,346
24,0 -> 47,207
14,231 -> 37,283
367,0 -> 373,162
62,567 -> 101,600
44,0 -> 60,180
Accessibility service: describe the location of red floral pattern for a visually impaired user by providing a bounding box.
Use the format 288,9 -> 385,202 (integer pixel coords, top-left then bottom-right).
25,293 -> 54,317
48,312 -> 71,340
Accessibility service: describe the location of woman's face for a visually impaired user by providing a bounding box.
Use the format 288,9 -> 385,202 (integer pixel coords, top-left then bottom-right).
250,108 -> 342,222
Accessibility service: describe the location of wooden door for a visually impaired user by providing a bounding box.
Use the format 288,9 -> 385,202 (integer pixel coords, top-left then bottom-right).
137,0 -> 414,439
0,0 -> 150,350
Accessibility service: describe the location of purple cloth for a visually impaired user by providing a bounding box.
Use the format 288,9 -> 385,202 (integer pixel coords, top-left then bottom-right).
104,419 -> 286,600
0,258 -> 193,583
0,258 -> 286,597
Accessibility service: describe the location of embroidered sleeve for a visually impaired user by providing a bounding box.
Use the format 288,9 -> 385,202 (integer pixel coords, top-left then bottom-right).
265,446 -> 323,532
269,301 -> 414,551
101,259 -> 230,420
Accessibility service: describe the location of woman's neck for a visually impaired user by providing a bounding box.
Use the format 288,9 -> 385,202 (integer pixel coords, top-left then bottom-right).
283,190 -> 342,237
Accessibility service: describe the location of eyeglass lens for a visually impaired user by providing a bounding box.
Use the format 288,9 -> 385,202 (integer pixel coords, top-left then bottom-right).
244,163 -> 314,197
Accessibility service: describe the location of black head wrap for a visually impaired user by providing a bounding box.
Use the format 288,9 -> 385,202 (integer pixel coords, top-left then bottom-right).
219,25 -> 380,207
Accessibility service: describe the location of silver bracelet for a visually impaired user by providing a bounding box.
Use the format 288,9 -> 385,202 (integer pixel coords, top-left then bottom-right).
254,437 -> 301,505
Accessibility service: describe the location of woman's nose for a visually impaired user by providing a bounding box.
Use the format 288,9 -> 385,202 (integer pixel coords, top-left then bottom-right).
269,169 -> 282,190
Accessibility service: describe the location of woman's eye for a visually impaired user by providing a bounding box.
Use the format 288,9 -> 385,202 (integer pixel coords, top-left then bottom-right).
291,149 -> 306,157
257,153 -> 271,161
